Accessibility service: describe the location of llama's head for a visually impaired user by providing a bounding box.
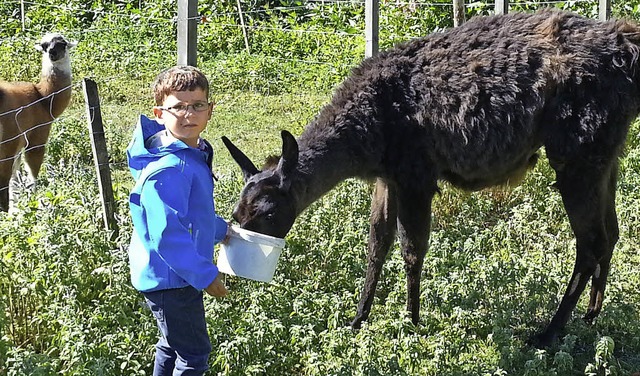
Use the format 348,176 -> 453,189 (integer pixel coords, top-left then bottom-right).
222,131 -> 299,238
35,33 -> 76,71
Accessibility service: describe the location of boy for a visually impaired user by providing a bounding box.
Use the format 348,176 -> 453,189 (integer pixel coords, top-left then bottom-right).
127,65 -> 229,376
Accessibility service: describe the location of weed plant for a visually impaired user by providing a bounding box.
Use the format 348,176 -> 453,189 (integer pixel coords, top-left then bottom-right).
1,1 -> 640,375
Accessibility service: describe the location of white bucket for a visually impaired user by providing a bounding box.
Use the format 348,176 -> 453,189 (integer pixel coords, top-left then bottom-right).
217,225 -> 285,283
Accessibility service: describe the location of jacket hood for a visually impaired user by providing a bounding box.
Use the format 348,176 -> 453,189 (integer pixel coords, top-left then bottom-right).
127,115 -> 189,181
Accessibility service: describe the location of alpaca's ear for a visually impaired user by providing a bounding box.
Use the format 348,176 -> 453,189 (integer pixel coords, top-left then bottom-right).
67,40 -> 78,48
221,136 -> 259,181
278,130 -> 298,177
35,43 -> 44,52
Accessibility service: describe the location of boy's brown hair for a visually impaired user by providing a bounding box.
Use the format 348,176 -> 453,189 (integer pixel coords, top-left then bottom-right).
152,65 -> 210,105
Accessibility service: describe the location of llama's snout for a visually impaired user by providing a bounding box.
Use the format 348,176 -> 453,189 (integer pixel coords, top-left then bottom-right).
45,41 -> 69,61
37,33 -> 74,62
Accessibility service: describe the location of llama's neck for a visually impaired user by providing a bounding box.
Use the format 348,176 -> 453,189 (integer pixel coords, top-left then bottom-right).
291,107 -> 383,213
35,55 -> 72,118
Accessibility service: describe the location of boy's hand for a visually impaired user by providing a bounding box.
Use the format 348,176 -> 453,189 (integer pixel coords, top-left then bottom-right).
205,274 -> 228,297
221,221 -> 233,244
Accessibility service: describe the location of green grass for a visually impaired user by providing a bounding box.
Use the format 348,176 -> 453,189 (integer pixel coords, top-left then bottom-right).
2,1 -> 640,374
2,87 -> 640,375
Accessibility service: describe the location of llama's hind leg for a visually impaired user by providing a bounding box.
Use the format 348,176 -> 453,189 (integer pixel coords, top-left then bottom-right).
533,161 -> 618,347
584,165 -> 619,323
351,178 -> 398,329
396,184 -> 436,325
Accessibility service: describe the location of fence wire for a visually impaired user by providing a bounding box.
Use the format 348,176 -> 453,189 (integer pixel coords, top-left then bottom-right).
0,0 -> 603,204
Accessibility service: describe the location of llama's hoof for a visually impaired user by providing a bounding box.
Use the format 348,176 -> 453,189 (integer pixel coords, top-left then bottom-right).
528,330 -> 559,349
582,310 -> 599,325
349,318 -> 363,330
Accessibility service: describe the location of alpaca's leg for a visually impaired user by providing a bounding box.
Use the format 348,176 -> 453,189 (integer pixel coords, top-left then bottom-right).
397,184 -> 435,326
584,164 -> 619,323
6,145 -> 44,213
21,121 -> 51,195
21,144 -> 44,192
0,166 -> 10,212
0,146 -> 20,212
351,178 -> 397,329
8,153 -> 23,213
533,160 -> 617,347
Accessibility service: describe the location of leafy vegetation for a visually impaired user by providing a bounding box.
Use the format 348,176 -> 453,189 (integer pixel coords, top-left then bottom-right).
1,0 -> 640,375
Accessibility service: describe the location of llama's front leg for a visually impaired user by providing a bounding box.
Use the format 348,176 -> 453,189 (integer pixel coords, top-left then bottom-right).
351,178 -> 397,329
0,176 -> 9,212
8,144 -> 45,212
533,162 -> 617,347
22,143 -> 45,193
0,157 -> 16,212
397,185 -> 435,325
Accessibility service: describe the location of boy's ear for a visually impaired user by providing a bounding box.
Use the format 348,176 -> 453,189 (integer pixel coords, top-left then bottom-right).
152,107 -> 165,123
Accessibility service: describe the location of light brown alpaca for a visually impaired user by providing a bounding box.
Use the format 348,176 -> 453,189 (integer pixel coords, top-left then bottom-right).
0,33 -> 75,212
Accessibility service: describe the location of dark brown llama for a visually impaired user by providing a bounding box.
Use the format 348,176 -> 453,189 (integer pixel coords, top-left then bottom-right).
222,9 -> 640,347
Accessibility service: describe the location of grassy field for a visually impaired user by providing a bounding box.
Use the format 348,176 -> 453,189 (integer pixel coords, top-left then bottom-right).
1,82 -> 640,375
1,2 -> 640,374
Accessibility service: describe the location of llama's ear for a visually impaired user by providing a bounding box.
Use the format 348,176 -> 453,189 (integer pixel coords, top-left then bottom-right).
278,130 -> 299,177
221,136 -> 259,181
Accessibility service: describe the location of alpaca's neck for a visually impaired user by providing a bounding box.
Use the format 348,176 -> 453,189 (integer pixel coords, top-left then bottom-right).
291,108 -> 383,213
35,55 -> 72,118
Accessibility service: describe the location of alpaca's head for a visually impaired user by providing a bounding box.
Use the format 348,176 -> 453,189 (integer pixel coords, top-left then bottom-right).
35,33 -> 76,73
222,131 -> 299,238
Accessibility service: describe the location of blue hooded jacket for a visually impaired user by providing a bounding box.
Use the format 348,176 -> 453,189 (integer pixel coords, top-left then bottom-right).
127,115 -> 228,292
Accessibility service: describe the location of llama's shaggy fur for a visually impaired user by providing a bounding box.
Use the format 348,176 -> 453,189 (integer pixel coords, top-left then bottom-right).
223,9 -> 640,347
0,33 -> 75,212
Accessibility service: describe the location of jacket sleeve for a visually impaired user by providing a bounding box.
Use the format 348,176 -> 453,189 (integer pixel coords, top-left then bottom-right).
140,168 -> 218,290
212,214 -> 229,245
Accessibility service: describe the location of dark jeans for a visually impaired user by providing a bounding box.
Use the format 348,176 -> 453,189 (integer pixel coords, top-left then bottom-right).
143,286 -> 212,376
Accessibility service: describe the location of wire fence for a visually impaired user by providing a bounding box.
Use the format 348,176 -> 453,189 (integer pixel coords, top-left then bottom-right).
0,0 -> 606,214
0,83 -> 76,196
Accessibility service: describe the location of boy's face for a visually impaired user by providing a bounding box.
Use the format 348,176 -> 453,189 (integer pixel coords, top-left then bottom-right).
153,88 -> 213,148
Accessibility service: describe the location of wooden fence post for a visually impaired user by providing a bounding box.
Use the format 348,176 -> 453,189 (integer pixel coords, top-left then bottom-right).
236,0 -> 250,54
453,0 -> 465,27
177,0 -> 198,66
365,0 -> 379,58
82,78 -> 118,239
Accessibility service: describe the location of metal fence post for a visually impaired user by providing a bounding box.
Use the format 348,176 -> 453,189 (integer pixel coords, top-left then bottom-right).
495,0 -> 509,15
365,0 -> 379,58
599,0 -> 611,20
177,0 -> 198,66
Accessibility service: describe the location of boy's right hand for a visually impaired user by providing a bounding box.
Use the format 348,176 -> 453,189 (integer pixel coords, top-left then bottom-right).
205,274 -> 228,297
221,221 -> 233,244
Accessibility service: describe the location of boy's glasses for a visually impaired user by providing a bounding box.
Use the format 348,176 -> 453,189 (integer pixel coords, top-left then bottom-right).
156,101 -> 212,116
